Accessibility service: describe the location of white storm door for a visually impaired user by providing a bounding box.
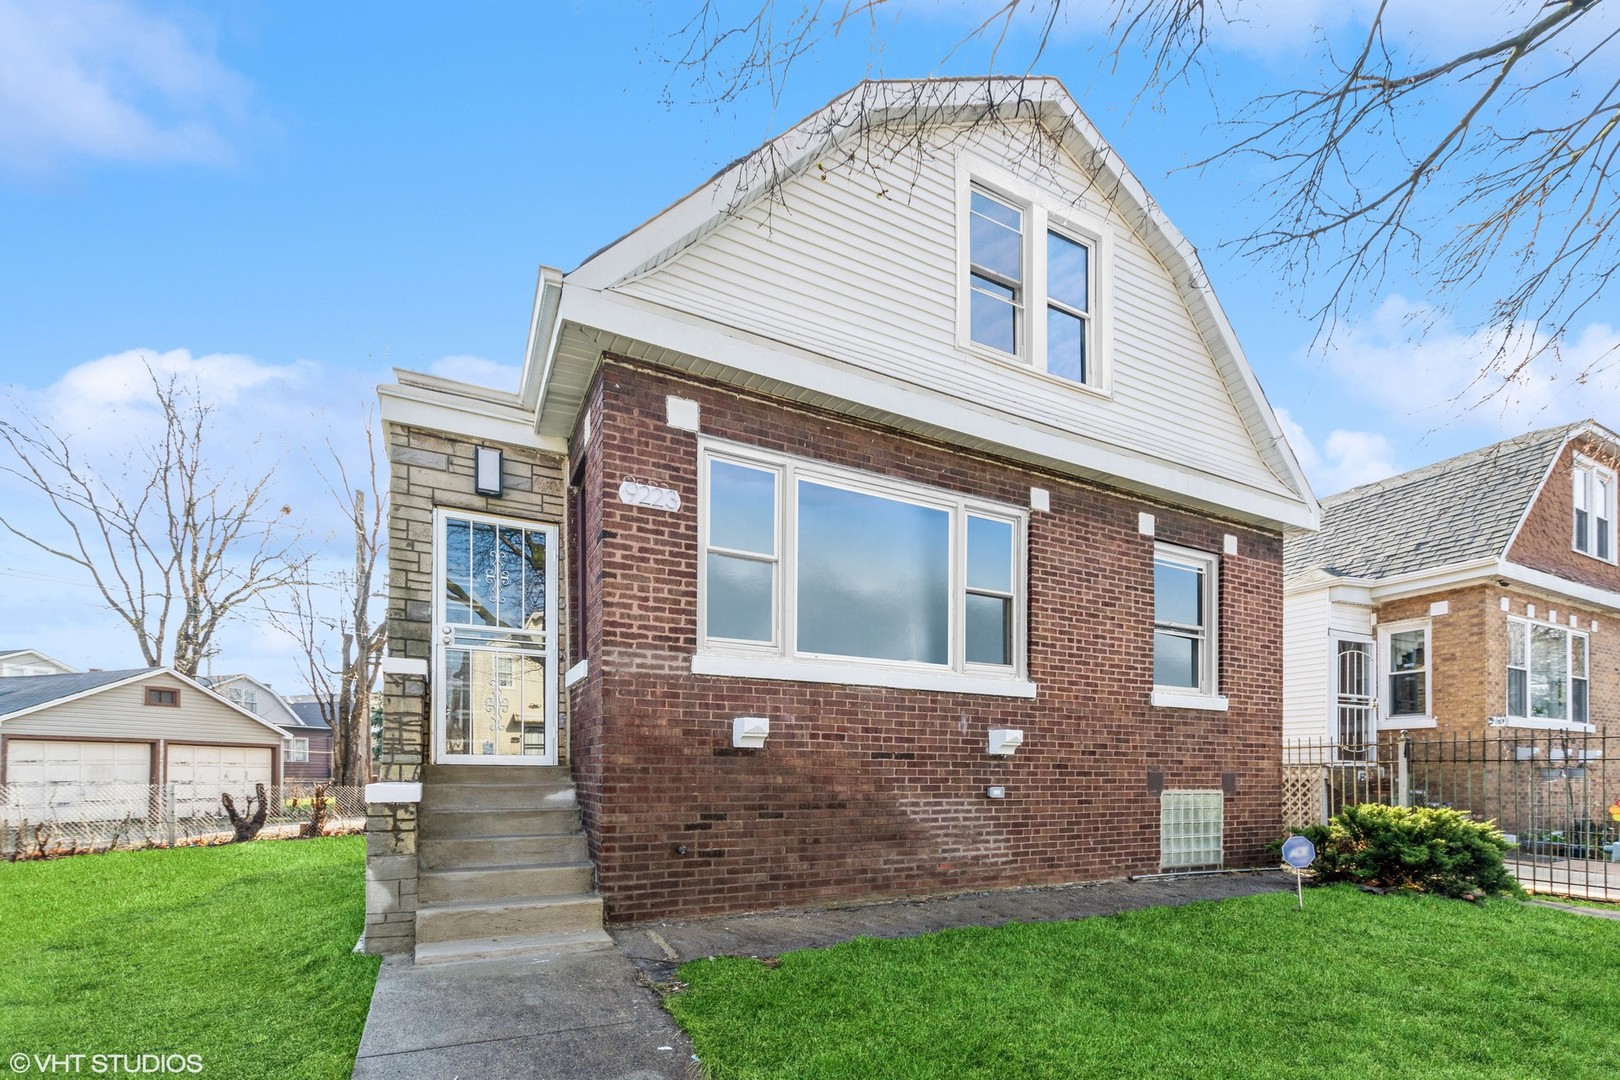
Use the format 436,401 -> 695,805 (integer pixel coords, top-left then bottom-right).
433,510 -> 559,766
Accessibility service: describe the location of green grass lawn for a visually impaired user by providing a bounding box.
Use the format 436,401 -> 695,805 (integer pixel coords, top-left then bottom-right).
670,886 -> 1620,1079
0,836 -> 378,1080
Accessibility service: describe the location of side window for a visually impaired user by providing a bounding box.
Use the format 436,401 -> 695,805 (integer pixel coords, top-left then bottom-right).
1152,546 -> 1218,696
1384,626 -> 1429,718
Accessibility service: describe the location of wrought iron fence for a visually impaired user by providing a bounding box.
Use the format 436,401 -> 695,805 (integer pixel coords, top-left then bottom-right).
0,782 -> 367,860
1285,731 -> 1620,901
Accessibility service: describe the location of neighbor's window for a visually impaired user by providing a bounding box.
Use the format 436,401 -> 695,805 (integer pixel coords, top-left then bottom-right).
700,444 -> 1023,675
289,738 -> 310,763
224,686 -> 258,713
1573,459 -> 1615,561
1383,624 -> 1429,718
1508,618 -> 1589,725
963,171 -> 1106,390
144,687 -> 180,707
1153,546 -> 1218,695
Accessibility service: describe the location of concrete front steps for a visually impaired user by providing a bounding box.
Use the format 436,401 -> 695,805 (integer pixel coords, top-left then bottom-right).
414,764 -> 611,965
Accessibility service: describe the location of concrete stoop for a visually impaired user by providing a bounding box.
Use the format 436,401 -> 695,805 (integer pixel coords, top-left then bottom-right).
414,764 -> 612,965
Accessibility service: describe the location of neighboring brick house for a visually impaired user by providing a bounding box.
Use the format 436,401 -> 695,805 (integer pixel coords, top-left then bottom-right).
1283,421 -> 1620,747
365,78 -> 1318,961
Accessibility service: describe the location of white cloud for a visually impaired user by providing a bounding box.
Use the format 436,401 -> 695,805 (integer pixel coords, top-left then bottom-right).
1277,407 -> 1400,497
1311,296 -> 1620,439
0,0 -> 250,176
430,354 -> 521,390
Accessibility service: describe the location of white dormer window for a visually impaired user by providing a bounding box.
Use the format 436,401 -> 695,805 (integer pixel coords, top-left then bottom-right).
958,159 -> 1111,393
1572,457 -> 1615,562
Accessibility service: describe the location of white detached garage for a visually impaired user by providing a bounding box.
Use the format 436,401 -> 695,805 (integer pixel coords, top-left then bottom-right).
0,668 -> 289,821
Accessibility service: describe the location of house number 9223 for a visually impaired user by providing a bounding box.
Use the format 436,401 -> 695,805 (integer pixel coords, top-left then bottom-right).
618,478 -> 682,511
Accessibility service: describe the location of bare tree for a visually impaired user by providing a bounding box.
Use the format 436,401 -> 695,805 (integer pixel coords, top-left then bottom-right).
666,0 -> 1620,393
273,421 -> 386,787
0,366 -> 305,675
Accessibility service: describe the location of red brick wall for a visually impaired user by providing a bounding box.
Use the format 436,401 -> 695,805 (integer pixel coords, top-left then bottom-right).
569,357 -> 1285,922
1508,436 -> 1620,591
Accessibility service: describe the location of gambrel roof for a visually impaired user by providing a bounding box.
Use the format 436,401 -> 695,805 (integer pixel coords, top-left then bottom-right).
1284,421 -> 1606,585
510,77 -> 1318,532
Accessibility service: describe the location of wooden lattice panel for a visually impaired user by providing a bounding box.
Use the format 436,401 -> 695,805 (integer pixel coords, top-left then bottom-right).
1281,765 -> 1326,828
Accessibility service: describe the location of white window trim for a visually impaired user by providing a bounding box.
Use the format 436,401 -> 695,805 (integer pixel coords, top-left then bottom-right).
955,155 -> 1114,396
696,438 -> 1033,696
1571,454 -> 1617,564
289,737 -> 310,763
1376,619 -> 1434,727
1506,615 -> 1591,729
1151,543 -> 1223,709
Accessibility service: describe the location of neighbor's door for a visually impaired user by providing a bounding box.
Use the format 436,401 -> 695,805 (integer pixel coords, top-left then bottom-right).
433,510 -> 558,766
1334,639 -> 1375,760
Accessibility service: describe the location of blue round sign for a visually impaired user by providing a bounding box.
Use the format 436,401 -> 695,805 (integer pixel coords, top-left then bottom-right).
1281,835 -> 1316,869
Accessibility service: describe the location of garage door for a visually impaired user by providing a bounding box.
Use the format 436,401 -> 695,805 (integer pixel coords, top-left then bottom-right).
167,744 -> 273,818
3,740 -> 150,823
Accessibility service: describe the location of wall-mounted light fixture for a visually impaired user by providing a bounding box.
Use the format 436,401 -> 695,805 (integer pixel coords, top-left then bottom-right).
474,446 -> 504,496
987,728 -> 1024,756
733,716 -> 770,749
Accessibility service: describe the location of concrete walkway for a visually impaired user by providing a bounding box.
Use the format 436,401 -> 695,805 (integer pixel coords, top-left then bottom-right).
352,872 -> 1290,1079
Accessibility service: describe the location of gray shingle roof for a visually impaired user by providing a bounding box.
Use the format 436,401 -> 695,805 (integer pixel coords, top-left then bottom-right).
1284,422 -> 1584,585
288,700 -> 332,730
0,669 -> 154,720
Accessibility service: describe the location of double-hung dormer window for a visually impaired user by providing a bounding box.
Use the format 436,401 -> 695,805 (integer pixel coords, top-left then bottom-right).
960,161 -> 1110,392
1572,457 -> 1615,561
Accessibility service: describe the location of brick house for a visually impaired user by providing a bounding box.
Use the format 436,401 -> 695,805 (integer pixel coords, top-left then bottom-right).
364,78 -> 1318,961
1283,421 -> 1620,748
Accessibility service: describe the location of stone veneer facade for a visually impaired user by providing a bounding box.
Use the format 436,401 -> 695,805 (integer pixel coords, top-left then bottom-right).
363,422 -> 568,955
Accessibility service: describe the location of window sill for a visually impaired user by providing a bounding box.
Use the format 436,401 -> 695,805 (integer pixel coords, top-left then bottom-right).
564,658 -> 590,688
1379,715 -> 1437,730
963,340 -> 1112,400
1493,717 -> 1596,733
691,653 -> 1037,698
1150,689 -> 1229,712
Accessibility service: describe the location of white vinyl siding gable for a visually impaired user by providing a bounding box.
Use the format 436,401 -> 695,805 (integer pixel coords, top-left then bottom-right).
612,121 -> 1286,498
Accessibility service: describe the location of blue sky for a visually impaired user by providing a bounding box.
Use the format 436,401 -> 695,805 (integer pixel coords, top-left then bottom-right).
2,0 -> 1616,690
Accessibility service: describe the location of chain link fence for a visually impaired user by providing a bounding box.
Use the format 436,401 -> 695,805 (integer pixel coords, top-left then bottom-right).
0,782 -> 367,860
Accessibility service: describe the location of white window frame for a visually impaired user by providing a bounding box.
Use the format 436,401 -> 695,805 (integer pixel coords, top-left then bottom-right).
695,439 -> 1035,698
1376,620 -> 1435,728
288,737 -> 310,763
1506,616 -> 1593,731
955,156 -> 1113,395
1572,456 -> 1616,563
1150,544 -> 1225,712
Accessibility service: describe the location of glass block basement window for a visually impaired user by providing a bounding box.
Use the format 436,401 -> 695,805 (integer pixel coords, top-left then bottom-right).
1160,790 -> 1224,869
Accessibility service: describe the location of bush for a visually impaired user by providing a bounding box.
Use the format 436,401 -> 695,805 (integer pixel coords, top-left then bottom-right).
1294,804 -> 1523,900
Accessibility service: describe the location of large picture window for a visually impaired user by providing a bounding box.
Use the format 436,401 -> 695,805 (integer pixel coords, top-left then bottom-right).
1508,618 -> 1589,725
699,443 -> 1025,681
